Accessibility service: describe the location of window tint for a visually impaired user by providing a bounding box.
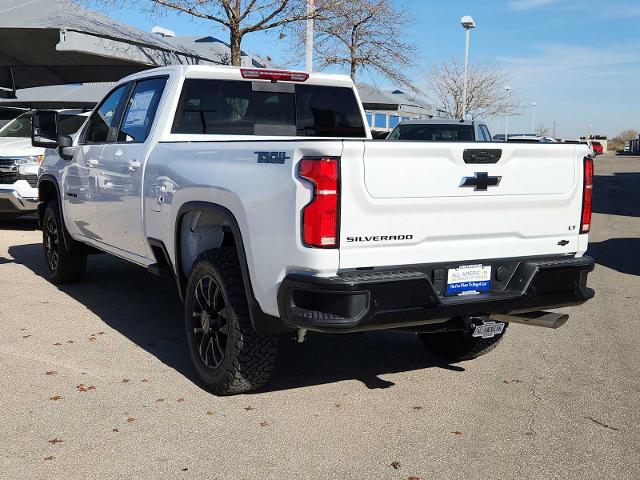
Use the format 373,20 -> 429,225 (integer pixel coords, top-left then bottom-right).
479,124 -> 492,142
173,80 -> 253,135
388,123 -> 475,142
58,114 -> 88,136
119,78 -> 167,143
254,91 -> 296,135
84,85 -> 128,143
0,113 -> 31,138
172,80 -> 366,138
295,85 -> 365,137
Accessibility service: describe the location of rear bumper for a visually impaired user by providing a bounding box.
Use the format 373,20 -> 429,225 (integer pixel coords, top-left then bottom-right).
277,256 -> 595,332
0,182 -> 39,214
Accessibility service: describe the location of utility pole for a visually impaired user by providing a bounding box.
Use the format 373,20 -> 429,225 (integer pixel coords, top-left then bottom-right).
460,16 -> 476,120
305,0 -> 314,72
531,102 -> 536,134
504,85 -> 511,141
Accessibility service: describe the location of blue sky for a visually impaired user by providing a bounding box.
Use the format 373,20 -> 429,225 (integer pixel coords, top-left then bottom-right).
113,0 -> 640,138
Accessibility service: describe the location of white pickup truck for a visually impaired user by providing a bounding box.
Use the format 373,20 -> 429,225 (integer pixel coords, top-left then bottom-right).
34,65 -> 595,395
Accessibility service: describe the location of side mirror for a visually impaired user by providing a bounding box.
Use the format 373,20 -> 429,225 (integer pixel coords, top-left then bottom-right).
31,110 -> 59,148
57,135 -> 76,161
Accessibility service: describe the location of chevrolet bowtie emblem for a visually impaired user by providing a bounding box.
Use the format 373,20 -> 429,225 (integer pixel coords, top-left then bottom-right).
460,172 -> 502,191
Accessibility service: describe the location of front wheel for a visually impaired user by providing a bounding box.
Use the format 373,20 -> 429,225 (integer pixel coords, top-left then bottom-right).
184,248 -> 278,395
419,319 -> 507,362
42,201 -> 87,284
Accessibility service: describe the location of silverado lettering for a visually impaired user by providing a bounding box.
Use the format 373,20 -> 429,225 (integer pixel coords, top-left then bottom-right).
346,235 -> 413,242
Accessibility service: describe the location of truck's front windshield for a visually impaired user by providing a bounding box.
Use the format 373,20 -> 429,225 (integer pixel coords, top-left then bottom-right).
0,112 -> 88,139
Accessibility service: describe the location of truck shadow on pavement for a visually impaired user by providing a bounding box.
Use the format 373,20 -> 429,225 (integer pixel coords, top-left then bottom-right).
593,172 -> 640,218
587,238 -> 640,277
7,243 -> 462,394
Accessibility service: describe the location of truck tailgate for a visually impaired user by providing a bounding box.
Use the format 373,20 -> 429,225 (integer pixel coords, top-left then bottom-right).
339,141 -> 588,269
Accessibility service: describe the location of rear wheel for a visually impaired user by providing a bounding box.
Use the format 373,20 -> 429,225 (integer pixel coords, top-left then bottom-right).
42,201 -> 87,284
184,248 -> 278,395
419,318 -> 507,362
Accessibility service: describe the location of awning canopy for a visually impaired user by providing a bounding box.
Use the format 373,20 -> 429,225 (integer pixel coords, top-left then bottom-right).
0,0 -> 217,91
0,82 -> 112,108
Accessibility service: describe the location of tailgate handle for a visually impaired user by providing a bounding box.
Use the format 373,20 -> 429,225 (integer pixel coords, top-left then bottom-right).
463,149 -> 502,164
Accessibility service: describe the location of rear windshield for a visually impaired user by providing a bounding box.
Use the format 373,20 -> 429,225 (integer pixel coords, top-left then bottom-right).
172,79 -> 366,138
0,113 -> 87,138
388,123 -> 475,142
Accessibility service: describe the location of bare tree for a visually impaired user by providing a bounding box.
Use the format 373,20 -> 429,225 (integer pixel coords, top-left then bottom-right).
84,0 -> 329,66
536,123 -> 550,136
426,60 -> 520,120
290,0 -> 417,87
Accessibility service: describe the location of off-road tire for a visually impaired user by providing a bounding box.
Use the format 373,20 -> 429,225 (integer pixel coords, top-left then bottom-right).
419,322 -> 507,362
184,248 -> 278,395
42,200 -> 87,284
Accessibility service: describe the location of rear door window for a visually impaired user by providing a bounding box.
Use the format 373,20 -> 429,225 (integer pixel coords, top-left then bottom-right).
172,79 -> 366,138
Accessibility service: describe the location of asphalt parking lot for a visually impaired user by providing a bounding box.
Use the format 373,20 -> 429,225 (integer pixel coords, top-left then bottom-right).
1,152 -> 639,479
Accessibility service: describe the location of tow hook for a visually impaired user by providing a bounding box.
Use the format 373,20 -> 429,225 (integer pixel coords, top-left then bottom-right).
297,328 -> 307,343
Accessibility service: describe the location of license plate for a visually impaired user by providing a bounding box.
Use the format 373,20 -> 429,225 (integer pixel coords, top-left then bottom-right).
446,264 -> 491,296
472,321 -> 505,339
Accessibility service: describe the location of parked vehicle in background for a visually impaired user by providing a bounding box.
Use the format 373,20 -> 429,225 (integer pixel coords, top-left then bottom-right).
506,135 -> 558,144
35,65 -> 594,395
592,141 -> 604,155
561,140 -> 596,158
0,110 -> 89,220
386,118 -> 493,142
493,133 -> 534,142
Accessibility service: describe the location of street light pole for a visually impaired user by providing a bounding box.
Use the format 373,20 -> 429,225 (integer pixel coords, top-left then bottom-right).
460,16 -> 476,120
504,85 -> 511,141
531,102 -> 536,134
305,0 -> 314,73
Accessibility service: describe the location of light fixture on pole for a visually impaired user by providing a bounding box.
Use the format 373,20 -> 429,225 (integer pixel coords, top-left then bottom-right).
305,0 -> 314,73
531,102 -> 537,134
504,85 -> 511,142
460,15 -> 476,120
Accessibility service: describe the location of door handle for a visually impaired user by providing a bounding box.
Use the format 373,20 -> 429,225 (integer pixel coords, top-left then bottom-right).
128,160 -> 141,171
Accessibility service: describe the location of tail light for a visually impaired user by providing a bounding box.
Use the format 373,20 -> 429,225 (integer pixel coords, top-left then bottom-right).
298,157 -> 340,248
241,68 -> 309,83
580,156 -> 594,233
